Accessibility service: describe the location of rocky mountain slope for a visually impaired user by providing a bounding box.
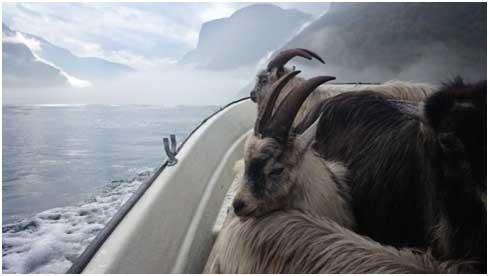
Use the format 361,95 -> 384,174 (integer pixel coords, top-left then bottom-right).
180,4 -> 312,70
281,3 -> 486,83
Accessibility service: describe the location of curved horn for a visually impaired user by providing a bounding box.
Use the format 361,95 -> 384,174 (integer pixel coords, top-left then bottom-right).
263,75 -> 336,143
256,70 -> 301,135
266,48 -> 325,72
298,48 -> 325,64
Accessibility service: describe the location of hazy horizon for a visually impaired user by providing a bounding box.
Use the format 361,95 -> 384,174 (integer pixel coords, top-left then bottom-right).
3,3 -> 485,105
3,3 -> 330,105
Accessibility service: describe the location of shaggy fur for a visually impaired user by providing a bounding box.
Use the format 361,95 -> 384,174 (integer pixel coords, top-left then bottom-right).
425,77 -> 486,188
251,67 -> 434,128
233,134 -> 355,228
239,73 -> 485,272
205,210 -> 473,274
312,78 -> 486,271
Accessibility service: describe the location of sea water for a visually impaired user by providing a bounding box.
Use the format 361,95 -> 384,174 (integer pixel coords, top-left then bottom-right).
2,104 -> 218,273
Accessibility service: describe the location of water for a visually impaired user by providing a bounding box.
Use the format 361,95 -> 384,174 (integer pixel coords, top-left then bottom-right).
2,104 -> 218,273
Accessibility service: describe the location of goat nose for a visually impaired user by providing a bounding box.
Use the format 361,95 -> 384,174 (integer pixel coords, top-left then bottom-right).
233,200 -> 246,213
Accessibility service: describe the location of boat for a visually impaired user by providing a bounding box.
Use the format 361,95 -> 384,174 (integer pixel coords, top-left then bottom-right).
68,97 -> 256,273
68,84 -> 383,274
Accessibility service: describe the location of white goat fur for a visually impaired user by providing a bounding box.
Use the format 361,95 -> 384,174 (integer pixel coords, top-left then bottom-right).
204,69 -> 451,273
232,131 -> 355,228
204,160 -> 470,273
204,209 -> 469,273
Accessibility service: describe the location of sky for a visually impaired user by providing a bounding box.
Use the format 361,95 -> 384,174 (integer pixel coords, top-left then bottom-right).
3,2 -> 330,70
2,2 -> 332,105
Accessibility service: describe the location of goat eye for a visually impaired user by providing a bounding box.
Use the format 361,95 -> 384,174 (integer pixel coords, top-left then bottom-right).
269,167 -> 284,176
258,75 -> 268,83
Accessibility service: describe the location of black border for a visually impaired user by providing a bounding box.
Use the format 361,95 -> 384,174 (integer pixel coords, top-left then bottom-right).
66,97 -> 251,274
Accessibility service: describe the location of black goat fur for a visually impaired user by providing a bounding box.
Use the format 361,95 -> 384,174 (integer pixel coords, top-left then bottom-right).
311,79 -> 486,272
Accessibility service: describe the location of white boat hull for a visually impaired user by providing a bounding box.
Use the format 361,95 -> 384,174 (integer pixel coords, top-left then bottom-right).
80,99 -> 255,273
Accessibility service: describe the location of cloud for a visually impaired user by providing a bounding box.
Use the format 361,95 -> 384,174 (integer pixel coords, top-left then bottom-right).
62,73 -> 91,88
3,31 -> 42,52
104,50 -> 178,70
3,3 -> 201,68
62,38 -> 103,57
199,3 -> 236,22
3,2 -> 329,70
59,37 -> 176,70
277,2 -> 330,15
1,2 -> 336,105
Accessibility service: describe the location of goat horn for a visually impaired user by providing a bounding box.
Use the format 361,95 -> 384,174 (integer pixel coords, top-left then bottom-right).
256,70 -> 301,135
297,48 -> 325,64
266,48 -> 325,72
263,75 -> 336,143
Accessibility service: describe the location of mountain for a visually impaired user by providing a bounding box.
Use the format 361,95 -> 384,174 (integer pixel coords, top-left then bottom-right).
180,4 -> 313,70
3,38 -> 69,88
281,3 -> 486,83
3,23 -> 134,88
21,32 -> 135,81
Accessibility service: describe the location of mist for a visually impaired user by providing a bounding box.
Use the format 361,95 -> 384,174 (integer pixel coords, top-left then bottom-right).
3,65 -> 255,106
294,41 -> 486,86
4,3 -> 485,105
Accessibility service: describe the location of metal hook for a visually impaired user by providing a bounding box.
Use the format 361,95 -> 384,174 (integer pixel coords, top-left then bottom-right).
163,135 -> 178,166
170,134 -> 177,153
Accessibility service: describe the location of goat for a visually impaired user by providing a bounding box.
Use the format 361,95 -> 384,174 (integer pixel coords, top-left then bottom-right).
312,78 -> 486,271
234,71 -> 486,271
232,70 -> 356,229
250,48 -> 326,104
204,210 -> 473,273
251,48 -> 434,126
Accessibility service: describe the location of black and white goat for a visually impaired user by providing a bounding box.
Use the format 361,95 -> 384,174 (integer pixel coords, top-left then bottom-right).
251,48 -> 434,126
233,72 -> 486,271
312,78 -> 486,271
233,71 -> 356,228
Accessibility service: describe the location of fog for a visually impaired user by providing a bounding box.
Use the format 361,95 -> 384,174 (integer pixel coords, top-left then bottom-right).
3,65 -> 256,106
4,3 -> 485,106
296,45 -> 486,86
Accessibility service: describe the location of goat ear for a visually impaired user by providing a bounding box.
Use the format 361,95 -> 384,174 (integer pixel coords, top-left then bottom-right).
424,78 -> 486,133
425,78 -> 486,188
264,75 -> 335,144
271,67 -> 280,79
293,100 -> 326,135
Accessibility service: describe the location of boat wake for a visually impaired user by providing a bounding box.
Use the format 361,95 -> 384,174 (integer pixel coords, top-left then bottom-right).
2,169 -> 154,274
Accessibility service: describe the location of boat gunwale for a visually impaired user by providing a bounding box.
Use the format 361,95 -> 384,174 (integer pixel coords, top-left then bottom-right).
67,97 -> 251,274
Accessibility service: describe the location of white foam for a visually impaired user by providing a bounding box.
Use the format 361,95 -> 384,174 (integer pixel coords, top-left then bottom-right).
2,169 -> 154,274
